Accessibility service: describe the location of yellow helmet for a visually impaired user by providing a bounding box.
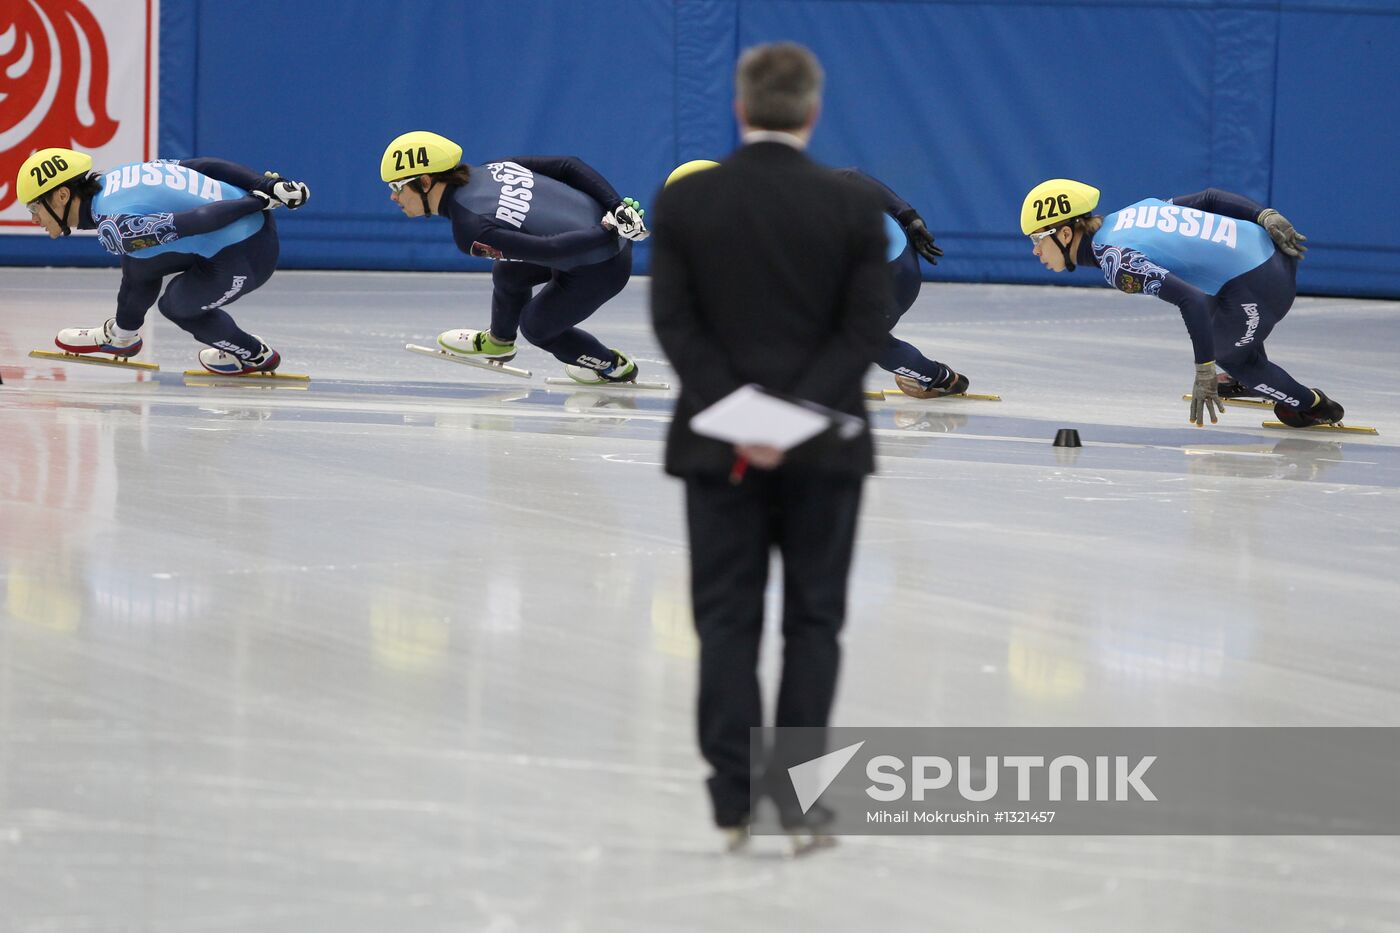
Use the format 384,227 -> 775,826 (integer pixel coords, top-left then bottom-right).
380,131 -> 463,183
665,159 -> 720,187
16,147 -> 93,205
1020,178 -> 1100,235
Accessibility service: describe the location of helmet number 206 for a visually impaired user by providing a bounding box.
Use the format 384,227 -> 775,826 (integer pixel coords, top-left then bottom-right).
393,146 -> 431,174
29,154 -> 71,189
1034,194 -> 1074,223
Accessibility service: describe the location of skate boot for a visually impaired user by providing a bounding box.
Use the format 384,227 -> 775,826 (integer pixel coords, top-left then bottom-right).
1217,374 -> 1262,399
718,820 -> 751,854
437,329 -> 517,362
895,367 -> 968,399
198,337 -> 281,375
564,348 -> 638,385
54,318 -> 142,357
780,803 -> 837,857
1274,389 -> 1344,428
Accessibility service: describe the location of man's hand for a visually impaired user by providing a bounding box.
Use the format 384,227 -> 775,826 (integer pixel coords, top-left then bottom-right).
735,443 -> 784,470
896,209 -> 943,265
1190,361 -> 1225,426
1257,208 -> 1306,259
604,197 -> 649,241
268,179 -> 310,210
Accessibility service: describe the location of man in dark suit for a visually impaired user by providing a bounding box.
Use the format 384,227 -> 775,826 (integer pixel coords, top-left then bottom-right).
649,42 -> 892,846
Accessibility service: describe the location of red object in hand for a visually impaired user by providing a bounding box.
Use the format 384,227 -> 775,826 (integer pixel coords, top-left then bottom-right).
729,455 -> 749,486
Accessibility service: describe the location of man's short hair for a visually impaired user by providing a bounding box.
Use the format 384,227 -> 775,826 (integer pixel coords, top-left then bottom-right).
735,42 -> 824,131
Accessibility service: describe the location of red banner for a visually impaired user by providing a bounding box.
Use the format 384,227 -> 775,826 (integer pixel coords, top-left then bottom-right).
0,0 -> 157,226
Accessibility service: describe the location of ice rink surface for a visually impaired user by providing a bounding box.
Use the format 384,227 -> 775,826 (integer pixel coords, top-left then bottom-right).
2,267 -> 1399,932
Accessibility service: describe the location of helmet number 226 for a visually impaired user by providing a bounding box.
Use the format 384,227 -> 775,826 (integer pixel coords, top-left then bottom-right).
1033,194 -> 1073,223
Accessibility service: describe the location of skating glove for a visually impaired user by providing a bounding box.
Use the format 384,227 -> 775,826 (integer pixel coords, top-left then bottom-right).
259,172 -> 311,210
604,197 -> 649,241
1190,361 -> 1225,426
1256,208 -> 1306,259
896,209 -> 943,265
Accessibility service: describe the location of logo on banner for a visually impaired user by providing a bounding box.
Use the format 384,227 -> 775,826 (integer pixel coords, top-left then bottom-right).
0,0 -> 121,211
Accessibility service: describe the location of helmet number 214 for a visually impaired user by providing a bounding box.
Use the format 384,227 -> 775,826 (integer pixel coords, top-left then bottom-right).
392,147 -> 431,175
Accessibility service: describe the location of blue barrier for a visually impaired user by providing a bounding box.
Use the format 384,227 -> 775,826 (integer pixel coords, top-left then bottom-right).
3,0 -> 1394,297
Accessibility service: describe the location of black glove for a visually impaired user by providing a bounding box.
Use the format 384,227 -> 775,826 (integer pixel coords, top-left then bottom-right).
1257,208 -> 1306,259
896,209 -> 942,265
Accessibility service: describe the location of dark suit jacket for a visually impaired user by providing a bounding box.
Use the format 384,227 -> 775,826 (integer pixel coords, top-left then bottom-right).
649,141 -> 893,476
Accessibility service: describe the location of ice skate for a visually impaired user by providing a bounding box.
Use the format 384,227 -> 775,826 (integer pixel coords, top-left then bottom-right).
55,319 -> 143,357
786,828 -> 838,857
894,368 -> 967,399
1274,389 -> 1344,428
564,348 -> 639,386
1264,389 -> 1375,433
31,319 -> 158,371
405,341 -> 533,378
720,825 -> 751,854
1216,374 -> 1263,399
1181,392 -> 1273,410
781,804 -> 837,858
437,328 -> 517,362
197,337 -> 282,376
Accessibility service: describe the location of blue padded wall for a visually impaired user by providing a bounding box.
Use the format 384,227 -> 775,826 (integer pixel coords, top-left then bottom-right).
2,0 -> 1394,297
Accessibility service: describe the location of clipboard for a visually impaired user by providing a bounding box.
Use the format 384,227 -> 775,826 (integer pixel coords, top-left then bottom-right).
689,384 -> 865,451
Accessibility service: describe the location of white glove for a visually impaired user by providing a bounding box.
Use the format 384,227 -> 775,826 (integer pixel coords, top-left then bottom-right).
268,179 -> 310,209
250,190 -> 279,211
604,197 -> 649,241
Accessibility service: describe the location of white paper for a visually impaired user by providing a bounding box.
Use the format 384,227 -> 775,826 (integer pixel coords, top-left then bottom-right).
689,385 -> 831,451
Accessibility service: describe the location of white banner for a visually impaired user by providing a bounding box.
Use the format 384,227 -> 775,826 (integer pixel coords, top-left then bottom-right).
0,0 -> 160,231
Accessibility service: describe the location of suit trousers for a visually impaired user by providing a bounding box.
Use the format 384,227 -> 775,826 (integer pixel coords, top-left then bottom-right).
684,468 -> 864,826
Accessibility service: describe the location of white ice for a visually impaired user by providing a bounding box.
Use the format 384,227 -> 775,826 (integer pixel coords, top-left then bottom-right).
2,267 -> 1399,931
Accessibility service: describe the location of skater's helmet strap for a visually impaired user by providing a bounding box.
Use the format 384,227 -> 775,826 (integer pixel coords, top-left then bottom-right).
665,160 -> 720,187
17,148 -> 93,207
380,131 -> 464,183
1020,178 -> 1100,236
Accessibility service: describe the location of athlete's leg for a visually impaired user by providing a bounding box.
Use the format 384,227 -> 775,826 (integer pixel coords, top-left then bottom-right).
877,247 -> 956,391
489,261 -> 551,343
157,217 -> 279,360
883,247 -> 923,329
1214,252 -> 1312,411
518,244 -> 632,368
